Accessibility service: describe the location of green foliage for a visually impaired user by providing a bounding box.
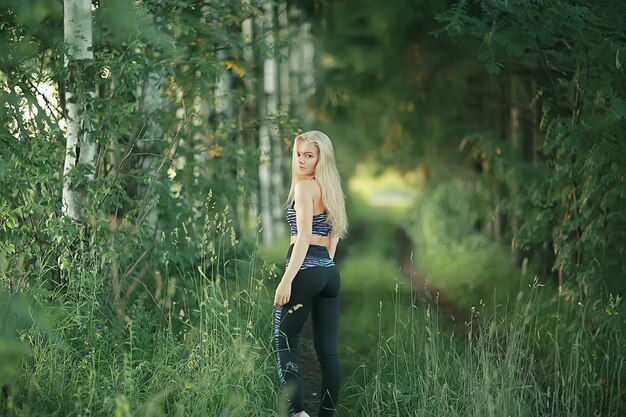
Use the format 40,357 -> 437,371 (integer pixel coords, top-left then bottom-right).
0,0 -> 278,291
0,197 -> 278,416
0,293 -> 41,386
435,0 -> 626,294
299,0 -> 468,173
0,1 -> 281,414
344,282 -> 626,417
526,290 -> 626,416
338,253 -> 402,371
302,0 -> 626,296
402,178 -> 527,304
3,1 -> 626,415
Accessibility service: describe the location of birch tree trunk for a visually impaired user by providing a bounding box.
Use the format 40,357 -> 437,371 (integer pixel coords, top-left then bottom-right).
278,6 -> 290,115
242,5 -> 259,233
258,125 -> 274,244
289,18 -> 315,123
258,0 -> 276,245
62,0 -> 95,224
509,75 -> 521,265
270,2 -> 285,237
135,70 -> 164,236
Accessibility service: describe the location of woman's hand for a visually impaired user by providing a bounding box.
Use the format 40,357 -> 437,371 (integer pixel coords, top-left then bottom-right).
274,279 -> 292,307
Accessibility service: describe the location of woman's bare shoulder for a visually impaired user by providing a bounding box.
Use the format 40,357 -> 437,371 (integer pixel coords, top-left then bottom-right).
294,179 -> 321,196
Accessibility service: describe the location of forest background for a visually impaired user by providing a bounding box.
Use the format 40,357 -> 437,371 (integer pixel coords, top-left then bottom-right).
1,0 -> 625,416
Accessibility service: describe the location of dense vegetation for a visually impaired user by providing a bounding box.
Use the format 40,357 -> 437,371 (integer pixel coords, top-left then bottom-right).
1,0 -> 625,416
305,0 -> 626,296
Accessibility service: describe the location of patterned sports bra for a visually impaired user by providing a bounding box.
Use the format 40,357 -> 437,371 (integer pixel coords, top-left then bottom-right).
285,201 -> 333,237
285,201 -> 335,271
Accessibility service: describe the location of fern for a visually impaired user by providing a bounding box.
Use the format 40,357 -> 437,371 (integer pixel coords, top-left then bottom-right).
433,0 -> 470,37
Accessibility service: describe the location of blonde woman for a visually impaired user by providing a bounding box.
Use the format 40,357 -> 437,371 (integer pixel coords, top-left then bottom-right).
274,131 -> 348,417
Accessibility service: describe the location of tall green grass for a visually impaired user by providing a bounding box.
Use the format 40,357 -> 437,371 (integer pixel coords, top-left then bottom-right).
2,200 -> 624,417
3,256 -> 625,417
1,198 -> 284,417
5,277 -> 279,417
338,268 -> 625,417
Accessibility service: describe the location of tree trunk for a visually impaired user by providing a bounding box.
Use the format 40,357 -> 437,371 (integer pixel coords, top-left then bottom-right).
135,70 -> 164,236
62,0 -> 95,224
242,6 -> 259,234
278,5 -> 291,115
289,17 -> 315,123
270,2 -> 285,237
258,1 -> 276,245
509,74 -> 521,265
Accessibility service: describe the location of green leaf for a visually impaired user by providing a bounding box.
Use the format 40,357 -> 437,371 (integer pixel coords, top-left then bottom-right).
611,96 -> 626,119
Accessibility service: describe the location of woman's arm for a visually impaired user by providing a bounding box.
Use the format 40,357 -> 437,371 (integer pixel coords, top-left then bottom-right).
274,181 -> 315,307
281,181 -> 315,283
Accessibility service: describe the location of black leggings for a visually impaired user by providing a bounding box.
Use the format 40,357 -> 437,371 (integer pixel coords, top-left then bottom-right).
274,245 -> 341,417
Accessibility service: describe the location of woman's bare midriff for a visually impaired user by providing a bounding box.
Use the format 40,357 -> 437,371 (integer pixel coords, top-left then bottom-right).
290,235 -> 330,248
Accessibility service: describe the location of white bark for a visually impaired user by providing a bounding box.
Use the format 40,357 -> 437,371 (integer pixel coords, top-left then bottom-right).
509,76 -> 521,264
278,6 -> 290,113
136,71 -> 165,235
216,43 -> 247,234
242,4 -> 259,232
216,50 -> 234,119
62,0 -> 95,224
270,3 -> 285,237
258,1 -> 276,245
63,0 -> 92,61
289,19 -> 315,123
259,123 -> 273,244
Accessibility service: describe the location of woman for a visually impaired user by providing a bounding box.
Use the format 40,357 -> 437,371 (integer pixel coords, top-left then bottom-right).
274,131 -> 348,417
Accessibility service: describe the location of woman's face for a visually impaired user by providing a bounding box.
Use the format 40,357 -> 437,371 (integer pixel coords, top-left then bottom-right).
296,140 -> 319,178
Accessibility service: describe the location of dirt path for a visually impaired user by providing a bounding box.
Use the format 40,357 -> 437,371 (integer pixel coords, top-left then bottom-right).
393,227 -> 474,336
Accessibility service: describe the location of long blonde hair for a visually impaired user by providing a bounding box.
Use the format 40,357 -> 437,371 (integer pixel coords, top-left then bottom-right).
285,131 -> 348,239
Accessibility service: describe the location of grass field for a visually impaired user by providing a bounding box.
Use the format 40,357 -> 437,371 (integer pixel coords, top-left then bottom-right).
2,167 -> 625,416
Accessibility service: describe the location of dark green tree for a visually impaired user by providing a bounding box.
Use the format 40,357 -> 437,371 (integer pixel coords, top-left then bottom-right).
436,0 -> 626,296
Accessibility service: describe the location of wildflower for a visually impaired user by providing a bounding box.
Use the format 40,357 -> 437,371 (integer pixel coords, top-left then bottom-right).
209,144 -> 222,159
288,304 -> 303,314
95,328 -> 103,338
225,61 -> 245,78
